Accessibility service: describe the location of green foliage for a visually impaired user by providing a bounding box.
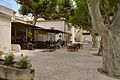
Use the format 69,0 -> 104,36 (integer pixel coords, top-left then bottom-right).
3,52 -> 32,69
70,0 -> 91,31
100,0 -> 120,24
16,0 -> 74,24
57,0 -> 74,20
28,31 -> 33,40
17,0 -> 47,15
16,0 -> 120,31
4,53 -> 15,66
16,0 -> 58,24
16,0 -> 92,30
70,0 -> 120,31
100,0 -> 120,15
15,56 -> 32,69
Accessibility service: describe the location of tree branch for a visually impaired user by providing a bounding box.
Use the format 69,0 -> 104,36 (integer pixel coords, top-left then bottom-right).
86,0 -> 108,35
109,3 -> 120,33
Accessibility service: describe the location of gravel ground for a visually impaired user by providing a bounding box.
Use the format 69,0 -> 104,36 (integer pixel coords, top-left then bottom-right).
13,44 -> 119,80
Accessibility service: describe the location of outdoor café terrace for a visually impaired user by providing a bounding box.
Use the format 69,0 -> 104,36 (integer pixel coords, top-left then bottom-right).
11,22 -> 67,50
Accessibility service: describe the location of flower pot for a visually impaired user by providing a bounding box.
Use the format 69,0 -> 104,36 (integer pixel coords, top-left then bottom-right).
0,60 -> 35,80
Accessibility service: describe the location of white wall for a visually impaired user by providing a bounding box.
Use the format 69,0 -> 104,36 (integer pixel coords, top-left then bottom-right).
0,6 -> 14,17
74,29 -> 92,43
0,13 -> 11,53
36,20 -> 69,41
36,21 -> 65,32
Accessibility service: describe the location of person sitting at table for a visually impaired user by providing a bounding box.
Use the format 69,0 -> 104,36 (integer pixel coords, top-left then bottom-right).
56,39 -> 62,48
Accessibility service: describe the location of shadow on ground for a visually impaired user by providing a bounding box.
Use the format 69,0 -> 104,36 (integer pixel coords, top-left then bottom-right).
41,49 -> 55,52
97,68 -> 120,79
92,53 -> 102,56
0,78 -> 7,80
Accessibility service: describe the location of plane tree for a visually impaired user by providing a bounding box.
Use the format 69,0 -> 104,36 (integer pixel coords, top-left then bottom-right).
87,0 -> 120,77
16,0 -> 58,25
16,0 -> 73,25
73,0 -> 120,77
70,0 -> 101,48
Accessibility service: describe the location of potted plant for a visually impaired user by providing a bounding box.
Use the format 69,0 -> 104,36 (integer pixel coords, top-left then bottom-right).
15,56 -> 32,69
4,53 -> 15,66
0,53 -> 35,80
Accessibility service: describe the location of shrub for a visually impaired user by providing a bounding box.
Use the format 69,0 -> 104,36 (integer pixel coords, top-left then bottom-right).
4,53 -> 15,66
15,56 -> 32,69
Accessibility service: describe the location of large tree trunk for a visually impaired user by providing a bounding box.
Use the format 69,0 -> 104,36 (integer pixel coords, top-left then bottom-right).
91,34 -> 99,48
87,0 -> 120,78
97,39 -> 103,56
91,28 -> 100,48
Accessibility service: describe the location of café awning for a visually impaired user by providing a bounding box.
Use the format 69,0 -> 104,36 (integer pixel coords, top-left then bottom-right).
34,28 -> 65,34
12,22 -> 42,28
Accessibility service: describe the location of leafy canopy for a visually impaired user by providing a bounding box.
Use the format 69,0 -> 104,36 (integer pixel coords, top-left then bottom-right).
70,0 -> 91,31
16,0 -> 74,25
70,0 -> 120,31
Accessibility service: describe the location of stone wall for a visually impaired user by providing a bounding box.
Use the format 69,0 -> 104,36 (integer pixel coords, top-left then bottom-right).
0,64 -> 34,80
0,6 -> 14,53
0,13 -> 11,53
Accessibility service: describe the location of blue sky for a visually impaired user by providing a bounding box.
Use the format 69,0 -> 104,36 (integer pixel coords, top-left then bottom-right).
0,0 -> 20,14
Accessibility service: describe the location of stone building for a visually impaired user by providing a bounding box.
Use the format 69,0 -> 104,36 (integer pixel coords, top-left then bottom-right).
35,20 -> 71,42
0,5 -> 15,53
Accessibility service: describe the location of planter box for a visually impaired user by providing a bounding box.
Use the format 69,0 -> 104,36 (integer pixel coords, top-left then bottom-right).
0,60 -> 35,80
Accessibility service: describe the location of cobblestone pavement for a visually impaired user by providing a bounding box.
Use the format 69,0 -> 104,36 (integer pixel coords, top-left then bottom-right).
14,45 -> 119,80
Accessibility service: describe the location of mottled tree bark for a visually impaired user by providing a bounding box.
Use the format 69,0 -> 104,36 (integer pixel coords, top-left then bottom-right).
92,36 -> 98,48
91,34 -> 100,48
97,39 -> 103,56
87,0 -> 120,78
91,28 -> 99,48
